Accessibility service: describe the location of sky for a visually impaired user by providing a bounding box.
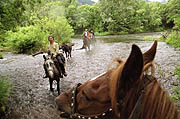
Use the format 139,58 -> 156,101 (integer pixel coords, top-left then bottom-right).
91,0 -> 98,2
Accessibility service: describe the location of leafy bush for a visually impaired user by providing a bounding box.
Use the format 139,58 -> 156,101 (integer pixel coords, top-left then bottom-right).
0,76 -> 12,113
171,87 -> 180,101
165,31 -> 180,48
5,25 -> 48,54
42,17 -> 74,44
175,66 -> 180,81
0,52 -> 3,59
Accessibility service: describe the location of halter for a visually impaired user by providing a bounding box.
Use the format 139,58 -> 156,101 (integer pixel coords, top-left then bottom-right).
69,83 -> 113,119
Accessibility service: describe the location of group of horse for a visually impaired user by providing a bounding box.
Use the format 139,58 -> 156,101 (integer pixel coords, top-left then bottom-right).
54,40 -> 180,119
42,36 -> 96,95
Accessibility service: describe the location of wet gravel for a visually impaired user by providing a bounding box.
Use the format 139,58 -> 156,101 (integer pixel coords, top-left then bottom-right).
0,33 -> 180,119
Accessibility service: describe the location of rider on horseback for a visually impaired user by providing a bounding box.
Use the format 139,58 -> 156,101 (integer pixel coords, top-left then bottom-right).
82,29 -> 90,49
43,36 -> 67,78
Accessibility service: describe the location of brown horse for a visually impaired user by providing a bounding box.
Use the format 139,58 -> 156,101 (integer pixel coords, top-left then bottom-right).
109,42 -> 180,119
55,41 -> 162,119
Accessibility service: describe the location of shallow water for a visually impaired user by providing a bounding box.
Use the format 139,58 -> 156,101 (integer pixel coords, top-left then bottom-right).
0,32 -> 180,119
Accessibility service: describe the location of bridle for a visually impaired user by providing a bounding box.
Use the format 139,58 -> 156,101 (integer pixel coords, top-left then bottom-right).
64,75 -> 154,119
68,83 -> 113,119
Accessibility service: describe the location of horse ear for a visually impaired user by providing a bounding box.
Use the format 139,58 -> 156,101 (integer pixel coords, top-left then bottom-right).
143,40 -> 157,65
43,55 -> 46,60
120,44 -> 143,91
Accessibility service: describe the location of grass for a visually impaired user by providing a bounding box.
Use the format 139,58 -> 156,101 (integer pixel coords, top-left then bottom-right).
0,76 -> 12,113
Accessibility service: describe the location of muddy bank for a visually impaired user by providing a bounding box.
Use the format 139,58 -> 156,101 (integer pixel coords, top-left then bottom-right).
0,33 -> 180,119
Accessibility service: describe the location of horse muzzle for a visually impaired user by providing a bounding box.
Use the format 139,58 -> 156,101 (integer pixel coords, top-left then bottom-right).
48,70 -> 54,79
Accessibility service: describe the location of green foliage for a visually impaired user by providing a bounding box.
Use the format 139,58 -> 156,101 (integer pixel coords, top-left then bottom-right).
165,31 -> 180,48
0,52 -> 3,59
166,0 -> 180,24
5,25 -> 48,54
42,17 -> 74,44
0,76 -> 12,112
173,18 -> 180,31
175,66 -> 180,81
171,87 -> 180,101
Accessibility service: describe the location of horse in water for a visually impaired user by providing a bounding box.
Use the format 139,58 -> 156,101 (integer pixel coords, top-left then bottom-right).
82,36 -> 91,51
43,54 -> 61,94
55,41 -> 179,119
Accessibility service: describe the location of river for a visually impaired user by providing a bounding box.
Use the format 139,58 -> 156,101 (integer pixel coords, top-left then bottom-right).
0,32 -> 180,119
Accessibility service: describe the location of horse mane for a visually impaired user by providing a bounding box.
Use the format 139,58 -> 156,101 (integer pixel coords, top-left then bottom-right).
140,78 -> 179,119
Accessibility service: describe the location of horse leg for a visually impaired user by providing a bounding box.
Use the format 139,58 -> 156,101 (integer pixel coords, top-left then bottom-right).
57,78 -> 60,95
70,50 -> 72,58
49,78 -> 54,92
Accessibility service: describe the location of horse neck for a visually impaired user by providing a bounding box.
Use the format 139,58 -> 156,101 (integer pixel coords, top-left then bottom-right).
120,75 -> 178,119
140,80 -> 178,119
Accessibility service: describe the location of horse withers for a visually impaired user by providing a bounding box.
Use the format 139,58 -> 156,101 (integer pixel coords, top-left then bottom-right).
43,54 -> 62,94
55,41 -> 178,119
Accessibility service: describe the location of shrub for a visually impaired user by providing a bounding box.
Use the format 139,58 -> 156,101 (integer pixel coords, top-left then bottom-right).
165,31 -> 180,48
5,25 -> 48,54
42,17 -> 74,44
0,76 -> 12,113
0,52 -> 3,59
171,87 -> 180,102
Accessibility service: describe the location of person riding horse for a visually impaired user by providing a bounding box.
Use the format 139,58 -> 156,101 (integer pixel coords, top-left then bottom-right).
82,29 -> 90,50
43,36 -> 67,78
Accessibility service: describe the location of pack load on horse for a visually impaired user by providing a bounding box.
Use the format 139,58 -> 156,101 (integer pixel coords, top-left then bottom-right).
43,36 -> 67,94
55,40 -> 180,119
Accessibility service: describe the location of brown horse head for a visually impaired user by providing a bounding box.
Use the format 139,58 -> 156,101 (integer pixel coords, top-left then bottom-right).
55,71 -> 114,118
55,41 -> 161,119
110,41 -> 180,119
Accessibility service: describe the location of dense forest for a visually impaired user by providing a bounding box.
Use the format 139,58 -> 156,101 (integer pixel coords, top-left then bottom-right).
0,0 -> 180,53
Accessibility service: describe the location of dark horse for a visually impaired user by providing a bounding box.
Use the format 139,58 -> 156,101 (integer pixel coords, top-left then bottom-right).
43,54 -> 61,94
55,41 -> 180,119
60,43 -> 74,59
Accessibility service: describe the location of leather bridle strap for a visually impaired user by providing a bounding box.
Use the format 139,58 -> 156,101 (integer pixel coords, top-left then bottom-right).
70,83 -> 113,119
128,75 -> 154,119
